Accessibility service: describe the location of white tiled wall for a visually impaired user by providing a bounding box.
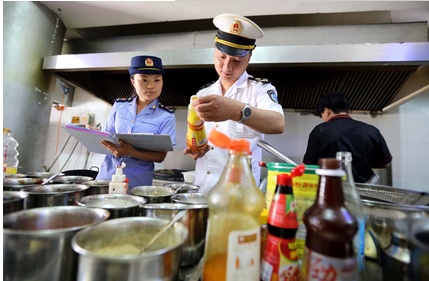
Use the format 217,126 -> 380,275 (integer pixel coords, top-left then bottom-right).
44,88 -> 429,192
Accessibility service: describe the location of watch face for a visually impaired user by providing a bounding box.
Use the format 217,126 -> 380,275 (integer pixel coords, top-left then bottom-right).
243,107 -> 251,118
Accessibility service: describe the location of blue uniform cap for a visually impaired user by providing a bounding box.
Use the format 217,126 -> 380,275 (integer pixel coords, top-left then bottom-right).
128,55 -> 165,75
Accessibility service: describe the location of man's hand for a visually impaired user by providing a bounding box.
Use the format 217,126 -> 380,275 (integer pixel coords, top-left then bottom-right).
101,140 -> 135,158
192,95 -> 242,122
183,145 -> 211,160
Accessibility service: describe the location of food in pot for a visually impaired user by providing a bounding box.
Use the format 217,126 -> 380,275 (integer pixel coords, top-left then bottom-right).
364,230 -> 377,259
132,186 -> 175,196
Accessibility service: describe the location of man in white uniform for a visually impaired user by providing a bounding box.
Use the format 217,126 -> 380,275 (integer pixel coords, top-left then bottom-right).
183,14 -> 285,193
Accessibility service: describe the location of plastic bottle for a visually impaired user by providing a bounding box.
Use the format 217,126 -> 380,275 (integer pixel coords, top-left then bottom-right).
261,165 -> 305,281
301,158 -> 358,281
108,162 -> 129,194
186,95 -> 208,151
3,128 -> 19,174
202,129 -> 265,281
260,208 -> 269,262
336,151 -> 365,275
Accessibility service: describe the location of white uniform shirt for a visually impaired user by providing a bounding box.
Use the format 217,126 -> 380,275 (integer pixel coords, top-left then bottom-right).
194,71 -> 284,193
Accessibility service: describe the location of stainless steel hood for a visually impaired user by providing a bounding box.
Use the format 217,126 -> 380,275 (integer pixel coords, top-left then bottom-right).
43,42 -> 429,114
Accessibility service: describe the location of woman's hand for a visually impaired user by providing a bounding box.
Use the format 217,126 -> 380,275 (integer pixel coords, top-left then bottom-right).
86,124 -> 100,131
101,140 -> 135,158
183,145 -> 211,160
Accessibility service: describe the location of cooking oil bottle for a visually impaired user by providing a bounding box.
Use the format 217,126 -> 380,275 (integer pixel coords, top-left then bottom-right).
203,129 -> 265,281
186,95 -> 208,151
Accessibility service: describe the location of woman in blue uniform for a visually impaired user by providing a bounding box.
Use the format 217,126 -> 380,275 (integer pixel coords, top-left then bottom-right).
87,55 -> 176,187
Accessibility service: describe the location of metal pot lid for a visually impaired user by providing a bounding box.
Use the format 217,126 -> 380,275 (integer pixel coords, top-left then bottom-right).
52,176 -> 94,183
129,186 -> 176,198
171,193 -> 208,205
5,173 -> 27,178
22,184 -> 90,194
3,191 -> 28,203
153,169 -> 186,181
142,203 -> 207,210
3,178 -> 44,185
83,180 -> 110,187
25,172 -> 65,178
77,194 -> 146,209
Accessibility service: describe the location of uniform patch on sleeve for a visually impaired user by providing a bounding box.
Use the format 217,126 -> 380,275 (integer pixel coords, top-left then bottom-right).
248,76 -> 272,84
267,90 -> 279,103
158,104 -> 175,113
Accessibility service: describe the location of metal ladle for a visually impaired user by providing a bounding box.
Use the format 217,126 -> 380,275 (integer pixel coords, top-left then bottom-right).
139,209 -> 188,254
41,172 -> 62,186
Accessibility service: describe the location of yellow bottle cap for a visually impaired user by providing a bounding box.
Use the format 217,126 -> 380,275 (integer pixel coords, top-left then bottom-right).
260,208 -> 269,225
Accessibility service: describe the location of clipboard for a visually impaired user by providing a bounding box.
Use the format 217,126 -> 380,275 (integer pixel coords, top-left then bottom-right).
62,124 -> 174,155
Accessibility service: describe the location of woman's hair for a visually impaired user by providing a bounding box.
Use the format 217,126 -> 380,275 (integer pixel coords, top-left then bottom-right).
317,92 -> 350,117
130,74 -> 137,98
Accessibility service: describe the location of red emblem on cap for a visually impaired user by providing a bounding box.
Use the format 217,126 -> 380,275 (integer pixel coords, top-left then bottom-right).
145,58 -> 153,67
230,20 -> 242,35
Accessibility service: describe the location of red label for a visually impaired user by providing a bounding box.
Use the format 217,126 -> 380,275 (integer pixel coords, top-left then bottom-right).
267,193 -> 298,229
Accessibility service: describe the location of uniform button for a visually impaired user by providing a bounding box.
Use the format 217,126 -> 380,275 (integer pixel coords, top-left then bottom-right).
211,147 -> 214,150
131,120 -> 134,122
216,124 -> 219,128
207,171 -> 211,175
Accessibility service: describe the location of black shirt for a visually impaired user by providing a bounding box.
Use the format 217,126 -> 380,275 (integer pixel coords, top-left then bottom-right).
303,115 -> 392,183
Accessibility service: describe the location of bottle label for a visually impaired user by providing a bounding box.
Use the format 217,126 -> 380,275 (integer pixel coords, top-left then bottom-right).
186,126 -> 207,151
267,193 -> 298,229
226,227 -> 260,281
261,234 -> 299,281
302,247 -> 358,281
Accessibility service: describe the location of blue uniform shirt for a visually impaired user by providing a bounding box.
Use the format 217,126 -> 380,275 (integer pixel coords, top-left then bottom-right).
96,97 -> 176,187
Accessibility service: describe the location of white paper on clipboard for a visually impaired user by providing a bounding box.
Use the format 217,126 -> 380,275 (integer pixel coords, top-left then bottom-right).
61,126 -> 174,155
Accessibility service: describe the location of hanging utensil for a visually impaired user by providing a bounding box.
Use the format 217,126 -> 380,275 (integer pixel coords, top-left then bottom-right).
257,140 -> 298,166
41,172 -> 62,186
139,209 -> 188,254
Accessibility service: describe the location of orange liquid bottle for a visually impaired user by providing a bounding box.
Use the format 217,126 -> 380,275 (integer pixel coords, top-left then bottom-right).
186,95 -> 207,151
203,129 -> 265,281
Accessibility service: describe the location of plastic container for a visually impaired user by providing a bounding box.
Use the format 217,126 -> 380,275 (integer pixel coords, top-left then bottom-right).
182,171 -> 195,183
3,128 -> 19,174
202,129 -> 265,281
260,208 -> 269,262
108,163 -> 129,195
264,163 -> 319,258
186,95 -> 208,151
337,151 -> 366,275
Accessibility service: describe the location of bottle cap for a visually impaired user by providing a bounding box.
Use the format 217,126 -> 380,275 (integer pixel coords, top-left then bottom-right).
3,128 -> 11,134
208,129 -> 249,153
277,173 -> 292,186
260,208 -> 269,225
318,158 -> 341,170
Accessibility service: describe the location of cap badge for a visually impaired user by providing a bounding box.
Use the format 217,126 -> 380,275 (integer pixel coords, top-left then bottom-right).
145,58 -> 153,67
230,20 -> 242,35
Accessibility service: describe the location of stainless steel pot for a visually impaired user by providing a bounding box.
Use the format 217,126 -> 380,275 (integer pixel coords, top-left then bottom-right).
82,180 -> 110,195
5,173 -> 27,178
52,176 -> 94,184
3,191 -> 28,215
129,186 -> 176,203
21,184 -> 90,208
72,217 -> 188,281
77,194 -> 146,219
3,184 -> 37,191
3,177 -> 44,185
3,206 -> 110,281
410,219 -> 429,281
171,193 -> 208,205
141,203 -> 208,265
163,183 -> 200,193
25,172 -> 65,178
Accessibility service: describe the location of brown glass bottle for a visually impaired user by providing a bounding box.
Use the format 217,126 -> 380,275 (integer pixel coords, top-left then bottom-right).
301,158 -> 358,281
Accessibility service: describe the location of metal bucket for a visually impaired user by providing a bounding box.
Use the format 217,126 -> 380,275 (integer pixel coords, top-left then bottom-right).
3,191 -> 28,215
21,184 -> 90,208
77,194 -> 146,219
129,186 -> 176,203
171,193 -> 208,205
141,203 -> 208,265
82,180 -> 110,195
72,217 -> 188,281
3,206 -> 110,281
163,183 -> 200,194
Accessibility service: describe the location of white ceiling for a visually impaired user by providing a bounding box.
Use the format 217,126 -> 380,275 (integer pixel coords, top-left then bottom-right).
40,1 -> 429,29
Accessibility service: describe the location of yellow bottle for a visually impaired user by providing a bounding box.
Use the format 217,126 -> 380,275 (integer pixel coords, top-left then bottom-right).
186,95 -> 208,151
203,129 -> 265,281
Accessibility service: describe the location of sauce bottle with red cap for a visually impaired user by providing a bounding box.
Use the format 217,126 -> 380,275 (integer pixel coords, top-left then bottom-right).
202,129 -> 265,281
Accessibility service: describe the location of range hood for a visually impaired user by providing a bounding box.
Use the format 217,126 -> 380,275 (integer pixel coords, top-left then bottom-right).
43,42 -> 429,114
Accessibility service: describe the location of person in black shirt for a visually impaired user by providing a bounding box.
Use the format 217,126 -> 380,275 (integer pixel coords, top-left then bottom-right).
303,92 -> 392,183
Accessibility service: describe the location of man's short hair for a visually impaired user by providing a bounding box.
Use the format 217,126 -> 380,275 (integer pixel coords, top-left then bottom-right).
317,92 -> 350,117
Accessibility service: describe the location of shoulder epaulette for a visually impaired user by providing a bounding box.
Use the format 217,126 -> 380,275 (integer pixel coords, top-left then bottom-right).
158,104 -> 175,113
248,76 -> 272,84
115,97 -> 132,102
198,81 -> 216,91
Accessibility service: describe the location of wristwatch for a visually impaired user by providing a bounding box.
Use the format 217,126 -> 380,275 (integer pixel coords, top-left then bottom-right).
238,103 -> 251,124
